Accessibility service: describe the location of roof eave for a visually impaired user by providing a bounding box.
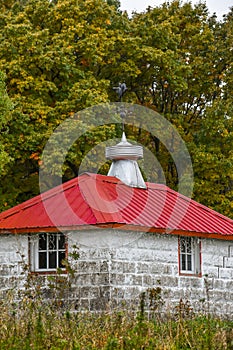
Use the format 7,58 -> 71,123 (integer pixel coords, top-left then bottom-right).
1,223 -> 232,240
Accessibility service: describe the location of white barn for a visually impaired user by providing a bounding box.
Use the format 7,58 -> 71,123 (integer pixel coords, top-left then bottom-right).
0,134 -> 232,316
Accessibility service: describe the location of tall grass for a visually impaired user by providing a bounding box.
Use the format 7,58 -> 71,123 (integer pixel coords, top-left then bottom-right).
0,293 -> 232,350
1,250 -> 232,349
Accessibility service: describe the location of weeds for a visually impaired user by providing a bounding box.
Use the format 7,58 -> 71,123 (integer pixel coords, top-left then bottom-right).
1,248 -> 232,349
0,295 -> 232,349
0,307 -> 231,349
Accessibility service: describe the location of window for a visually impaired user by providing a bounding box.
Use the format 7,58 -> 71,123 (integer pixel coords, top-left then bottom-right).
179,236 -> 201,276
30,233 -> 67,272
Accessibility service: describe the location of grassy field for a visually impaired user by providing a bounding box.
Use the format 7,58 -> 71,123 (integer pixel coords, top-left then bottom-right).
0,296 -> 232,350
1,263 -> 232,349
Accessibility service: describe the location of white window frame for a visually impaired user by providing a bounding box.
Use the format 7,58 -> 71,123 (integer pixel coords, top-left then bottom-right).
179,236 -> 201,276
30,233 -> 67,272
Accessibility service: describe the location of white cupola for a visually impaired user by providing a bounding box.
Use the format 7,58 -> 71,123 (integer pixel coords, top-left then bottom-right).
105,132 -> 146,189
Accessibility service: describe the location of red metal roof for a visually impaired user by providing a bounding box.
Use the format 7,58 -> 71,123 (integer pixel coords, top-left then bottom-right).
0,173 -> 232,239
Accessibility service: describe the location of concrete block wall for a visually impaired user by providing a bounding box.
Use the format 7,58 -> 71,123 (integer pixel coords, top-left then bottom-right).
68,230 -> 233,316
201,239 -> 233,315
0,230 -> 232,316
0,234 -> 28,297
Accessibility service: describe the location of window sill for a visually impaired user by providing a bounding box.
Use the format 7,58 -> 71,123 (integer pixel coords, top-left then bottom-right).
30,270 -> 67,275
179,272 -> 202,278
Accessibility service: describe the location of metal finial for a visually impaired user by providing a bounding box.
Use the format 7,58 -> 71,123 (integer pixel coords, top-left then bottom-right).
119,106 -> 126,131
113,82 -> 128,131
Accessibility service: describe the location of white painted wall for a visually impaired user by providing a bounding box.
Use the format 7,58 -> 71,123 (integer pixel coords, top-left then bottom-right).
0,234 -> 28,296
0,230 -> 232,316
68,229 -> 233,315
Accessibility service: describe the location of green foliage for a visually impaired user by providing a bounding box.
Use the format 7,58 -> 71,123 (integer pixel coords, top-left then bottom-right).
0,71 -> 13,176
192,100 -> 233,217
1,253 -> 232,349
0,302 -> 232,349
0,0 -> 232,217
0,0 -> 119,209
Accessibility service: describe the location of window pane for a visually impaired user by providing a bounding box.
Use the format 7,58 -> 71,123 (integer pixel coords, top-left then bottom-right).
49,252 -> 57,269
187,255 -> 192,271
58,234 -> 65,250
180,238 -> 186,253
181,254 -> 186,270
39,252 -> 47,269
36,233 -> 66,271
39,234 -> 47,250
186,238 -> 192,254
58,251 -> 66,268
48,234 -> 57,250
179,236 -> 200,274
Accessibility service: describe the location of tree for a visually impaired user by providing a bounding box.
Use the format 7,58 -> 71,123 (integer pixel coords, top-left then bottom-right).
121,1 -> 233,216
0,0 -> 232,218
0,71 -> 13,175
191,8 -> 233,218
192,100 -> 233,218
0,0 -> 124,209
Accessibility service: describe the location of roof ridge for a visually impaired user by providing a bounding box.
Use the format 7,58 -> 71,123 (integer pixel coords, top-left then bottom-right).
78,174 -> 124,224
0,173 -> 117,221
77,176 -> 99,223
0,177 -> 79,220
